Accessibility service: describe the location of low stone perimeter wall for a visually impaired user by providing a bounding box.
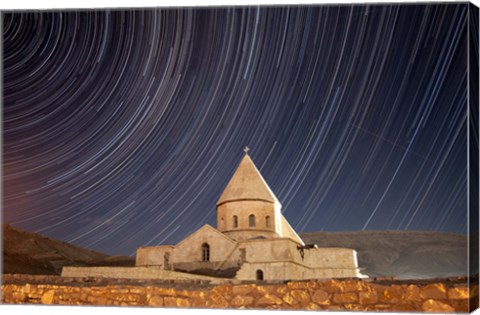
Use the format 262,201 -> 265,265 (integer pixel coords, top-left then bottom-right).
61,266 -> 224,282
1,274 -> 478,313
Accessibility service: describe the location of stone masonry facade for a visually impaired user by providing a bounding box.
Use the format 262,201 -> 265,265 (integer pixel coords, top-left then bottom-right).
129,153 -> 365,281
2,274 -> 477,313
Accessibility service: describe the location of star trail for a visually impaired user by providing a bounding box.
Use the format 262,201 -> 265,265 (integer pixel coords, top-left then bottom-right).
3,4 -> 471,255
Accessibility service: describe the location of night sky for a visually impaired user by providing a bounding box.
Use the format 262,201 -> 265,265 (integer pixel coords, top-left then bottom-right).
3,4 -> 471,256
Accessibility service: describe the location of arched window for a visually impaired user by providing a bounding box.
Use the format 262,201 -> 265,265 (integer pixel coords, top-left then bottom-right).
201,243 -> 210,262
256,269 -> 264,280
233,215 -> 238,228
265,216 -> 271,228
220,217 -> 225,229
249,214 -> 256,227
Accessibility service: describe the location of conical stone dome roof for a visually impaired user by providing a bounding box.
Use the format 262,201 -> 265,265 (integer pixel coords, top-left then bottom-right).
216,153 -> 280,206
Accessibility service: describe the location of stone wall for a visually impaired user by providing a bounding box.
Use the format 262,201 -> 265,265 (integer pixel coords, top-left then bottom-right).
61,267 -> 223,283
136,246 -> 173,267
2,274 -> 477,312
217,200 -> 279,237
172,225 -> 239,265
134,226 -> 363,281
235,261 -> 361,281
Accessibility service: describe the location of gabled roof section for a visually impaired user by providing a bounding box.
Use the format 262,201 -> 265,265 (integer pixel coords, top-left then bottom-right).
217,153 -> 280,206
280,215 -> 305,246
175,224 -> 236,248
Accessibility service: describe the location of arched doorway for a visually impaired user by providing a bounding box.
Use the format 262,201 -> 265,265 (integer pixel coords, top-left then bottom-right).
256,269 -> 264,280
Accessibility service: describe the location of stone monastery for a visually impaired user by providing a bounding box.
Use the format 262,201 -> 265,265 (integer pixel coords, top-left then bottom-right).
63,151 -> 366,281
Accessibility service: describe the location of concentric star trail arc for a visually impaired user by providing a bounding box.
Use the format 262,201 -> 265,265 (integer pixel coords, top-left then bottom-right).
3,4 -> 470,255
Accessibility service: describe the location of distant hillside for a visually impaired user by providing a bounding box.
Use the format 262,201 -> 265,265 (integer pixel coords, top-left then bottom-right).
2,224 -> 134,275
2,225 -> 472,279
300,230 -> 470,279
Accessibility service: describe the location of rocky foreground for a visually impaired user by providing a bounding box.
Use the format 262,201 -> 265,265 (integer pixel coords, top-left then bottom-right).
1,274 -> 477,312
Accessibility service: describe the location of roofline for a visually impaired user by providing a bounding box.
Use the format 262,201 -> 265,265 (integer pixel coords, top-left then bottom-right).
175,224 -> 236,248
280,215 -> 305,246
137,245 -> 175,250
222,228 -> 278,234
237,236 -> 305,246
216,198 -> 276,207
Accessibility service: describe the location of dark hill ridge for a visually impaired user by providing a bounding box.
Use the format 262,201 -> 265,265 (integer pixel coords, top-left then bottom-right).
2,224 -> 134,275
2,225 -> 470,279
299,230 -> 469,279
